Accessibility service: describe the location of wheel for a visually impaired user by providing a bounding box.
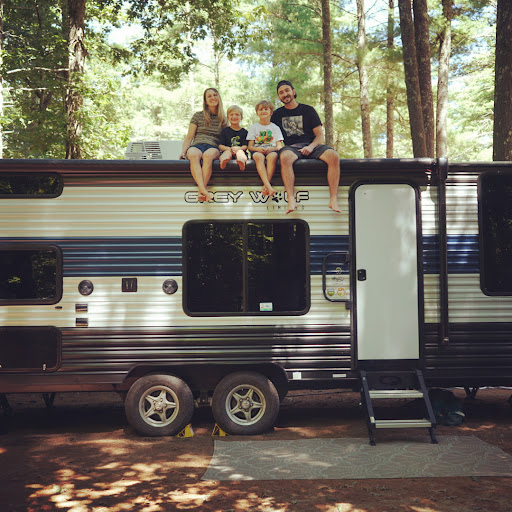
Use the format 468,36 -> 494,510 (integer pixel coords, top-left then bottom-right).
212,371 -> 279,435
125,374 -> 194,436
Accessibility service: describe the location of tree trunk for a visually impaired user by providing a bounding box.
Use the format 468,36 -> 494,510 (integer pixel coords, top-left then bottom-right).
413,0 -> 434,157
398,0 -> 427,157
356,0 -> 372,157
436,0 -> 452,158
65,0 -> 87,159
321,0 -> 334,147
493,0 -> 512,161
386,0 -> 394,158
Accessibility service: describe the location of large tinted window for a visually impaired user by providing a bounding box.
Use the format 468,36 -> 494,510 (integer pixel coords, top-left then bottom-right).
0,246 -> 62,304
0,174 -> 63,197
479,172 -> 512,295
184,221 -> 309,315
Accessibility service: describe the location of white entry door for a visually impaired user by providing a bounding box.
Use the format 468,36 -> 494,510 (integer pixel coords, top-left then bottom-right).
354,183 -> 421,363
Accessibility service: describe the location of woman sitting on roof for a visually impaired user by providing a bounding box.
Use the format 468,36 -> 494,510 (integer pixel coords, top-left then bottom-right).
180,88 -> 228,202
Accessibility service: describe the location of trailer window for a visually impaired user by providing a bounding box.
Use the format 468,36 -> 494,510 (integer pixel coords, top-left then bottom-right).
0,246 -> 62,304
184,221 -> 309,315
0,173 -> 63,197
479,172 -> 512,295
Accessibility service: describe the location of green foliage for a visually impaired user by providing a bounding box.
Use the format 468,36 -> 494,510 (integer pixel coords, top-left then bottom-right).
121,0 -> 250,84
80,60 -> 133,159
2,0 -> 68,157
0,0 -> 502,161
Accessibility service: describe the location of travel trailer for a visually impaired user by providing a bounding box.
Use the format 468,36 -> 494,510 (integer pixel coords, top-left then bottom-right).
1,157 -> 511,441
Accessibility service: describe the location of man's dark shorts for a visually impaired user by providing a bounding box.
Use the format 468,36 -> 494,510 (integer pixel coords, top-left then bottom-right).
279,144 -> 333,160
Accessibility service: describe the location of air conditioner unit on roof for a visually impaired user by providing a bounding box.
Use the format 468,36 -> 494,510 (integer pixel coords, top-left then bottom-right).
125,140 -> 182,160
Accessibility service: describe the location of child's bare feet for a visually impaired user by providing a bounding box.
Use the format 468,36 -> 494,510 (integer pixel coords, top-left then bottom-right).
329,198 -> 341,212
286,197 -> 297,214
267,185 -> 276,197
262,186 -> 269,196
237,159 -> 245,171
220,158 -> 229,170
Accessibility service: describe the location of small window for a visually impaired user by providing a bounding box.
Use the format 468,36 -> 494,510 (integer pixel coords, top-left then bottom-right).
479,172 -> 512,295
184,221 -> 309,315
0,327 -> 61,372
0,245 -> 63,304
0,173 -> 63,197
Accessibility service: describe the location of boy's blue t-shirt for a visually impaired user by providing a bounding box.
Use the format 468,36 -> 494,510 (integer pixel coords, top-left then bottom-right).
219,126 -> 249,148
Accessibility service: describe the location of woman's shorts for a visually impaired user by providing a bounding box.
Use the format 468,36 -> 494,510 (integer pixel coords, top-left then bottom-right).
189,143 -> 218,153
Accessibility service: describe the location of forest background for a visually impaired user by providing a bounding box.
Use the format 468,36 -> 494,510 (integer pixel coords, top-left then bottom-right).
0,0 -> 510,162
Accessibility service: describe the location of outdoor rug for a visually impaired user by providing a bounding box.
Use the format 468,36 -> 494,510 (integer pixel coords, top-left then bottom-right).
202,436 -> 512,480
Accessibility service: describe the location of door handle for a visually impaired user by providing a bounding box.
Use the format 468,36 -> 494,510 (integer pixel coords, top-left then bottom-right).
357,269 -> 367,281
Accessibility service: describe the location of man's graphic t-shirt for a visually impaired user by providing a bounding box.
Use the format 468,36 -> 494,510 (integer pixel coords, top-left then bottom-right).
219,126 -> 249,148
246,122 -> 284,148
271,103 -> 322,146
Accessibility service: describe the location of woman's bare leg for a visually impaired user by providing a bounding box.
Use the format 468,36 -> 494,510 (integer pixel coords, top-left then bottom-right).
187,147 -> 211,201
200,148 -> 220,200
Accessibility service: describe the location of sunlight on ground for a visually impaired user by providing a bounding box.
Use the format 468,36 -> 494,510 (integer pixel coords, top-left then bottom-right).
322,504 -> 366,512
26,457 -> 221,511
460,423 -> 496,432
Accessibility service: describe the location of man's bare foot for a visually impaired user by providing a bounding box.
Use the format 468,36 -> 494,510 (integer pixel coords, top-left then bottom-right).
220,159 -> 229,170
237,159 -> 246,171
329,198 -> 341,213
286,198 -> 297,214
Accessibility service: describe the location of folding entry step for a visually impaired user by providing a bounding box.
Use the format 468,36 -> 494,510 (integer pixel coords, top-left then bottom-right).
359,369 -> 437,446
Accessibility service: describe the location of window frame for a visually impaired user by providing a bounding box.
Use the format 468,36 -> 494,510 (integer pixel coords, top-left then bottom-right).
182,219 -> 310,317
0,173 -> 63,198
0,244 -> 63,305
478,170 -> 512,296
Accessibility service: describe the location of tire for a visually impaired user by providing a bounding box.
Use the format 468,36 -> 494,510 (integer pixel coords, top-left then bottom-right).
274,380 -> 289,403
125,374 -> 194,436
212,371 -> 279,435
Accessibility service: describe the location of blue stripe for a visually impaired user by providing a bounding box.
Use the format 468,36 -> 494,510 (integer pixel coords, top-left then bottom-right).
423,234 -> 479,274
310,235 -> 348,275
0,235 -> 480,276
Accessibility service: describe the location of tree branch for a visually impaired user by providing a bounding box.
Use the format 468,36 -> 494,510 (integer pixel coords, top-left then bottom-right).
286,2 -> 321,16
7,67 -> 69,74
332,52 -> 354,65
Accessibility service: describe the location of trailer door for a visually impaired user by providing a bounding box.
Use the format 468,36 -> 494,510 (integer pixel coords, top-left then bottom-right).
353,183 -> 422,365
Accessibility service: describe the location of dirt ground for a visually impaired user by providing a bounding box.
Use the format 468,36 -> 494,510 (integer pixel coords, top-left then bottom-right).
0,387 -> 511,512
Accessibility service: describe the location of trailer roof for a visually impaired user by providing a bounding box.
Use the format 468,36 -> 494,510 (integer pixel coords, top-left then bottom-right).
0,158 -> 439,187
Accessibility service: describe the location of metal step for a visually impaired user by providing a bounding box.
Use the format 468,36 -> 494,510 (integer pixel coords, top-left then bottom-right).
374,419 -> 432,429
369,389 -> 424,399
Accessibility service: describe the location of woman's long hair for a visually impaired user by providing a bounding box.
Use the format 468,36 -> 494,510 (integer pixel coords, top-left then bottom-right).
203,88 -> 228,128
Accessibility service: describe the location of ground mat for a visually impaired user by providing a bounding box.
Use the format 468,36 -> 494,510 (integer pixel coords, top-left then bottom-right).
202,436 -> 512,480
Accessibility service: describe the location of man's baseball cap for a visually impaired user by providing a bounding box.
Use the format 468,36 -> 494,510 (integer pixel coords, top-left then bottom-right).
277,80 -> 297,97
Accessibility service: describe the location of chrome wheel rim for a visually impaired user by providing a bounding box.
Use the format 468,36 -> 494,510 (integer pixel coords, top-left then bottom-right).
139,385 -> 179,427
225,384 -> 266,426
